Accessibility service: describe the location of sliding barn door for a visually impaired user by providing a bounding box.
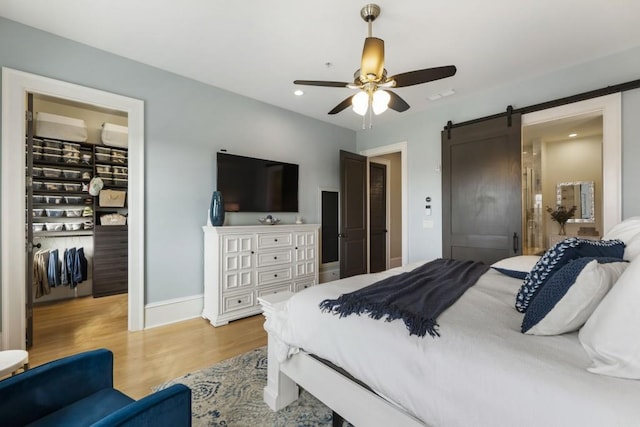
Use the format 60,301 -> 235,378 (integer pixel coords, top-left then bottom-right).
442,114 -> 522,264
340,150 -> 367,278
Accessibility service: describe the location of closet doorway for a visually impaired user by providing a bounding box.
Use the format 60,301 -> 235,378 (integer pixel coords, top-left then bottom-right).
336,143 -> 407,279
350,142 -> 407,276
2,68 -> 145,350
26,93 -> 129,347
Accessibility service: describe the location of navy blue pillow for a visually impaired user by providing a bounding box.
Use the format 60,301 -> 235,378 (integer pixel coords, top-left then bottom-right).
492,267 -> 529,280
515,238 -> 624,313
521,257 -> 626,334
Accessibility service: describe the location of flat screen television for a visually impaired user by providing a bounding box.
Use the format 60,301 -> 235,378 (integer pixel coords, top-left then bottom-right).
216,152 -> 299,213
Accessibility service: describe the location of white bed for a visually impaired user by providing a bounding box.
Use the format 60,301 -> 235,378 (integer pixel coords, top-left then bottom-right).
260,258 -> 640,427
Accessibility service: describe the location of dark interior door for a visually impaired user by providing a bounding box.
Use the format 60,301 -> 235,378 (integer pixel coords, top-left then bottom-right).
340,150 -> 367,278
369,162 -> 387,273
25,93 -> 36,348
442,114 -> 522,264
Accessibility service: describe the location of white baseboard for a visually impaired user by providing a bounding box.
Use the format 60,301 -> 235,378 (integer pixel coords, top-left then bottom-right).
390,257 -> 403,269
144,294 -> 204,329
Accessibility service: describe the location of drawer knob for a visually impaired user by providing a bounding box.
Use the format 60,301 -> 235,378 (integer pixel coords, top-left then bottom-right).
274,238 -> 278,242
274,274 -> 278,278
295,247 -> 298,250
273,256 -> 277,260
251,251 -> 255,254
237,299 -> 242,304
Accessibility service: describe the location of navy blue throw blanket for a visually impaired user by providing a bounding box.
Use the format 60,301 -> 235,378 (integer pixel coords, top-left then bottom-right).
319,258 -> 489,338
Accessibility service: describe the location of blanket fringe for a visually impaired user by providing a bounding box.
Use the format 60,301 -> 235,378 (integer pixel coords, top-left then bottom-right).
320,298 -> 440,338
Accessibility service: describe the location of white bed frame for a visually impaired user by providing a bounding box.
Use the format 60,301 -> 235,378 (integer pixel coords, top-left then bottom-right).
259,292 -> 426,427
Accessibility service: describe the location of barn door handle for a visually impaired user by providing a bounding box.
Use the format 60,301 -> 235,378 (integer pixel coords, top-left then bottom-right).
513,232 -> 519,253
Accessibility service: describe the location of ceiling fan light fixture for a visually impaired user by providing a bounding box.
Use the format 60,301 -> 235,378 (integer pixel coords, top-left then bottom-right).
372,90 -> 390,115
292,4 -> 457,120
361,37 -> 385,82
352,91 -> 369,116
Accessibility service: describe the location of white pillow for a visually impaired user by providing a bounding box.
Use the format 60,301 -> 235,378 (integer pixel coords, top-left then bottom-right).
491,255 -> 540,279
522,258 -> 628,335
579,256 -> 640,379
603,216 -> 640,241
622,232 -> 640,261
603,217 -> 640,261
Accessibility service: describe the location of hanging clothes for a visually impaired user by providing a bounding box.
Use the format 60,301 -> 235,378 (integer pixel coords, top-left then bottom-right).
47,249 -> 61,287
33,249 -> 51,299
64,247 -> 77,288
33,245 -> 90,296
60,249 -> 69,286
74,247 -> 88,285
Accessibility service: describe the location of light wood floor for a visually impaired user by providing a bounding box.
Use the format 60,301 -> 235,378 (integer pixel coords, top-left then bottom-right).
31,294 -> 267,399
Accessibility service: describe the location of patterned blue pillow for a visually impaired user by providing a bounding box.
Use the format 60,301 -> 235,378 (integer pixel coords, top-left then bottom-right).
515,238 -> 624,313
521,257 -> 628,334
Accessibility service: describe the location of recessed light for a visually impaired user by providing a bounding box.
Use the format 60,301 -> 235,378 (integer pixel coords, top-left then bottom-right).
569,133 -> 577,137
294,90 -> 304,96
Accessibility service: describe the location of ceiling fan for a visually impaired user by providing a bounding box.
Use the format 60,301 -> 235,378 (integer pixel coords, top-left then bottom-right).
294,4 -> 457,119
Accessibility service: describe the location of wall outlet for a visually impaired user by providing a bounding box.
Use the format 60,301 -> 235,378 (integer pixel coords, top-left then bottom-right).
422,220 -> 434,229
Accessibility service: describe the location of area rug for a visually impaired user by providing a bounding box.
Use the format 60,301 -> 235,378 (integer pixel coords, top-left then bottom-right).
154,346 -> 333,427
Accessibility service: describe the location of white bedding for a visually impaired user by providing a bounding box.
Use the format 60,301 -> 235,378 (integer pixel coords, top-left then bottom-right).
265,262 -> 640,427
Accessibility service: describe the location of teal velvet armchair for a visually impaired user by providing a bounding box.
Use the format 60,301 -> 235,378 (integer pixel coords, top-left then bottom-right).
0,348 -> 191,426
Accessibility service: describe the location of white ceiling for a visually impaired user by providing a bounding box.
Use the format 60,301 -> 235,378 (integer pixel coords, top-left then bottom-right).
2,0 -> 640,131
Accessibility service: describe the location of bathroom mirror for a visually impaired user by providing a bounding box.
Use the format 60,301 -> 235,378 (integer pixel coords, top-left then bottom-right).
556,181 -> 595,223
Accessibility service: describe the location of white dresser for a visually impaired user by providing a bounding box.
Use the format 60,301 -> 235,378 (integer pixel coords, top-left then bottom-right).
202,224 -> 320,326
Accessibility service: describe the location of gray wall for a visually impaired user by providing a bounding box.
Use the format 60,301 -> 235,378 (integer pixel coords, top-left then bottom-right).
0,17 -> 356,303
357,47 -> 640,263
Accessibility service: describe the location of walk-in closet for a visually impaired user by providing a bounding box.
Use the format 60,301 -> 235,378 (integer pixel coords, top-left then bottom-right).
25,93 -> 129,348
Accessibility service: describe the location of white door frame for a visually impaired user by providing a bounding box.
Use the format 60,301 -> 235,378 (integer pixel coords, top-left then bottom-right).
360,141 -> 408,266
522,93 -> 621,234
1,67 -> 145,350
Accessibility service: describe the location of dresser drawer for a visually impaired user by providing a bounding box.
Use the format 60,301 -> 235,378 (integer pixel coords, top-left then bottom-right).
94,247 -> 129,260
257,232 -> 292,249
256,283 -> 292,298
222,292 -> 254,314
257,249 -> 292,267
256,266 -> 292,286
293,278 -> 316,292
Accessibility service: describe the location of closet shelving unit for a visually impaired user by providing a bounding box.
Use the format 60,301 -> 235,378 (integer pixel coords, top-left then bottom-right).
92,145 -> 129,297
28,137 -> 95,237
25,135 -> 130,298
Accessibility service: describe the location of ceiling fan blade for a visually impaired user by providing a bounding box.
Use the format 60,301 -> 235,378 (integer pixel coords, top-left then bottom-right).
389,65 -> 457,88
361,37 -> 385,82
387,91 -> 410,112
294,80 -> 350,88
328,96 -> 356,115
